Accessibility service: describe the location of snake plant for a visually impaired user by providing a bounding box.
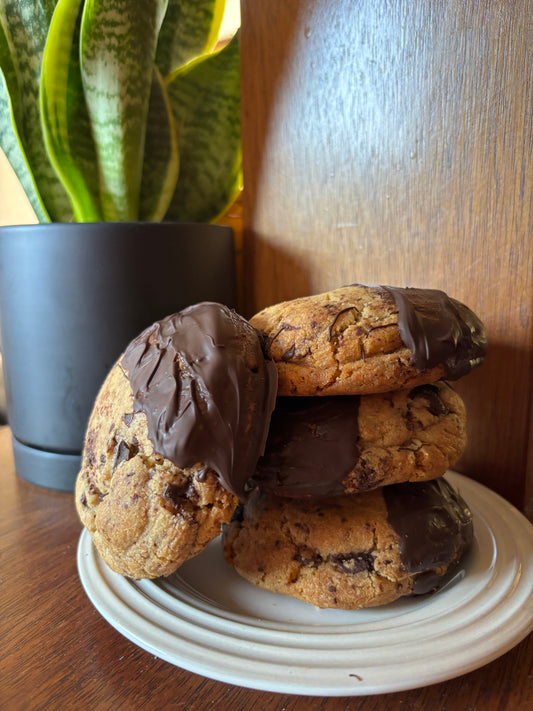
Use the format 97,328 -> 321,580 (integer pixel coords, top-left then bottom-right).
0,0 -> 241,223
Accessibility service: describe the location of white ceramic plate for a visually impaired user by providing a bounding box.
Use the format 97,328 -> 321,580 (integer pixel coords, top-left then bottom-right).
77,472 -> 533,696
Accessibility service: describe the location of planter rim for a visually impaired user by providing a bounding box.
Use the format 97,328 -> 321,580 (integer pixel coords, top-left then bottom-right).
11,435 -> 82,492
0,221 -> 231,232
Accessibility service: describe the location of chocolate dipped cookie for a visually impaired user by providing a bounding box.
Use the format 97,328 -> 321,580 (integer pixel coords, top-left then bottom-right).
254,382 -> 467,497
76,302 -> 277,579
223,477 -> 473,610
250,284 -> 488,396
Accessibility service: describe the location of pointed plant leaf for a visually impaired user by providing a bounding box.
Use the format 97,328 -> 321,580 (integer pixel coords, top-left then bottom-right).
156,0 -> 226,77
0,16 -> 22,133
41,0 -> 103,221
0,1 -> 74,222
139,68 -> 179,222
0,81 -> 49,223
80,0 -> 168,221
0,23 -> 48,221
164,30 -> 242,223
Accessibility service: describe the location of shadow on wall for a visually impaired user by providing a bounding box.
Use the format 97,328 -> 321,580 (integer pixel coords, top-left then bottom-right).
240,1 -> 312,315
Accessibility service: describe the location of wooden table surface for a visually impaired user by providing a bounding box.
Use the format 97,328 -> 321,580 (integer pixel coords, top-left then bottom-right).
0,424 -> 531,711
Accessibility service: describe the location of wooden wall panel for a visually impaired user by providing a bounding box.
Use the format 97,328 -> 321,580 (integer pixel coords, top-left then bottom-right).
240,0 -> 533,511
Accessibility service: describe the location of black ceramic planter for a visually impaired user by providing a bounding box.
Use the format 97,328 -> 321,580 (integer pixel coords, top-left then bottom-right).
0,222 -> 236,491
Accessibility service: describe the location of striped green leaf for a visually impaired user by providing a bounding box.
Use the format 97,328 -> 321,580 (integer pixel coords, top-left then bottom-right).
0,0 -> 74,222
156,0 -> 225,78
164,30 -> 241,223
40,0 -> 102,221
79,0 -> 168,221
139,68 -> 179,222
0,22 -> 48,222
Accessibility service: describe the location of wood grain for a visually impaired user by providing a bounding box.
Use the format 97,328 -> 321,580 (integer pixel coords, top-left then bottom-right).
240,0 -> 533,510
0,425 -> 531,710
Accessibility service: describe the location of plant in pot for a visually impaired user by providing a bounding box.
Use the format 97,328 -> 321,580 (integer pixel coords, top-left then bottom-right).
0,0 -> 241,491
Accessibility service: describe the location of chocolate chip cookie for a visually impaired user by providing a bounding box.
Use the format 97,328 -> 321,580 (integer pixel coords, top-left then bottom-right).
254,381 -> 466,497
76,302 -> 277,579
250,284 -> 488,396
223,477 -> 473,609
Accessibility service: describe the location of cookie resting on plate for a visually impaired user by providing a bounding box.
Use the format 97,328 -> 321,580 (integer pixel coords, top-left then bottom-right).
75,302 -> 277,579
250,284 -> 488,396
223,477 -> 474,609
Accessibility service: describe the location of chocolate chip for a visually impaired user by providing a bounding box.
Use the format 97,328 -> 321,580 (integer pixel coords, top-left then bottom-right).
353,460 -> 381,490
163,482 -> 191,512
84,430 -> 98,469
329,552 -> 375,574
410,384 -> 449,416
113,439 -> 139,470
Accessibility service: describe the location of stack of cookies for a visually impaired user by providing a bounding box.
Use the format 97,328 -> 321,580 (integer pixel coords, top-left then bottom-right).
75,284 -> 487,612
222,284 -> 488,609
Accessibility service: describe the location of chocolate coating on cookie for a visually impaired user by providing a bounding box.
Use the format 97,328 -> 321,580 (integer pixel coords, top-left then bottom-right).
383,478 -> 474,594
120,303 -> 277,498
379,286 -> 488,379
255,396 -> 360,497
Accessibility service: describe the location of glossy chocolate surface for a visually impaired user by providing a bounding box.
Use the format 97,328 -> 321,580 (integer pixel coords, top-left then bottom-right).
255,396 -> 360,497
120,303 -> 277,498
383,478 -> 474,594
379,285 -> 488,378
